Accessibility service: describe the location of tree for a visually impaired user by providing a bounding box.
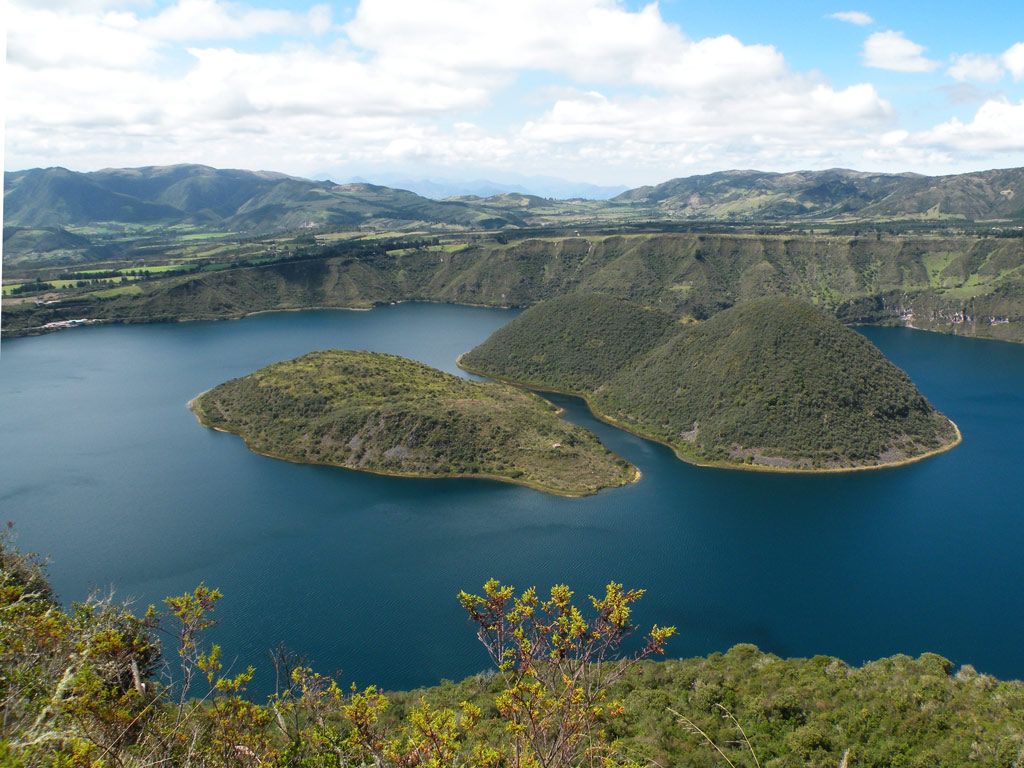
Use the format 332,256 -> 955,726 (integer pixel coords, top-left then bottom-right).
459,580 -> 676,768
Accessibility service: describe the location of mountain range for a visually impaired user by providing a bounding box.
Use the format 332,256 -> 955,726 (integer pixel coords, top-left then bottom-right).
5,164 -> 1024,238
617,167 -> 1024,221
2,164 -> 524,233
340,173 -> 628,200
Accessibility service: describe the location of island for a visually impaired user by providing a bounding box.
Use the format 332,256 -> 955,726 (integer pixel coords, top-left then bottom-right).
460,294 -> 961,472
189,350 -> 637,496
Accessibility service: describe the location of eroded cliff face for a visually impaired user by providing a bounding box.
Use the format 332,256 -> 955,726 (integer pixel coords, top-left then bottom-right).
6,232 -> 1024,342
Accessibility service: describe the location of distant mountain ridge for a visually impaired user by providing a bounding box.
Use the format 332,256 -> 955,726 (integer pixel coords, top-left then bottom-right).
340,173 -> 628,200
3,164 -> 525,232
6,164 -> 1024,236
615,167 -> 1024,221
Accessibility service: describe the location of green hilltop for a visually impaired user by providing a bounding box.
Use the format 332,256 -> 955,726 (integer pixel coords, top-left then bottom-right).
615,167 -> 1024,221
461,295 -> 960,471
190,350 -> 636,496
3,165 -> 523,233
457,294 -> 680,392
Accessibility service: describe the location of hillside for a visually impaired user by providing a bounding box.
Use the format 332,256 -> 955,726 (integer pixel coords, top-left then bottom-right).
7,165 -> 1024,242
2,167 -> 183,228
190,350 -> 635,496
462,295 -> 959,471
2,226 -> 109,265
7,231 -> 1024,342
5,534 -> 1024,768
595,298 -> 959,469
3,165 -> 523,233
459,294 -> 679,391
399,645 -> 1024,768
616,167 -> 1024,221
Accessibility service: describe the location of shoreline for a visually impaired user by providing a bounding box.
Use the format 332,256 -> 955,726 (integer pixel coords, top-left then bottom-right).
455,356 -> 963,476
187,392 -> 637,499
4,299 -> 522,340
3,297 -> 1020,348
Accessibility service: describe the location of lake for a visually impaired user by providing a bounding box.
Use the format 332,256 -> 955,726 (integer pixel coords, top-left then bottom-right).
2,303 -> 1023,695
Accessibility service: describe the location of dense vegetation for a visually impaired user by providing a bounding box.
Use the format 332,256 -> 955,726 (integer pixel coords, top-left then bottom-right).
458,294 -> 679,392
4,534 -> 1023,768
190,350 -> 635,496
463,295 -> 959,470
7,231 -> 1023,343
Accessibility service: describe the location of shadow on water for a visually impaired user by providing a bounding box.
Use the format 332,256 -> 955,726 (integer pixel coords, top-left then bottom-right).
1,306 -> 1023,694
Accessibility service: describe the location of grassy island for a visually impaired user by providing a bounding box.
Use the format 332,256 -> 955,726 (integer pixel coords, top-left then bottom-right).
461,294 -> 961,472
190,350 -> 636,496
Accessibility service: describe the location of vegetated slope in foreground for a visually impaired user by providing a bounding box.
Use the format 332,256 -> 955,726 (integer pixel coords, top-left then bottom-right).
404,644 -> 1024,768
190,350 -> 635,496
6,532 -> 1024,768
462,295 -> 960,471
459,293 -> 680,392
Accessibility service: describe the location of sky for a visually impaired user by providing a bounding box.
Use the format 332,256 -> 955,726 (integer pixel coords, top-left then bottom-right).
4,0 -> 1024,186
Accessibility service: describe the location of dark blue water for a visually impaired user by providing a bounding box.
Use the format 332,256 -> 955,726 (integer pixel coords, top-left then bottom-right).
2,304 -> 1023,695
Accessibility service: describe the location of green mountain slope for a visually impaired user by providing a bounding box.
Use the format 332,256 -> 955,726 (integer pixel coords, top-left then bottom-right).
459,294 -> 679,391
3,165 -> 523,233
3,168 -> 184,227
190,350 -> 636,496
6,532 -> 1024,768
401,644 -> 1024,768
462,295 -> 959,471
2,226 -> 107,265
9,163 -> 1024,240
6,232 -> 1023,343
616,167 -> 1024,221
596,298 -> 959,468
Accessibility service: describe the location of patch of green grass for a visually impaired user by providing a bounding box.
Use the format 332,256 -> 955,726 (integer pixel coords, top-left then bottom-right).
176,232 -> 230,241
91,284 -> 144,298
922,251 -> 958,287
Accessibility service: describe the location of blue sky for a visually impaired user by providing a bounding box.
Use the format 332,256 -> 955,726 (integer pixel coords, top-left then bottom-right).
6,0 -> 1024,185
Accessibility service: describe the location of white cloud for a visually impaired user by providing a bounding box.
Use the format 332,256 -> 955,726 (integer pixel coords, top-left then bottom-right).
862,31 -> 939,73
916,99 -> 1024,153
829,11 -> 874,26
141,0 -> 332,42
170,46 -> 488,119
7,0 -> 332,71
7,5 -> 158,69
517,82 -> 892,178
26,0 -> 149,9
6,0 -> 1024,184
947,54 -> 1005,82
1004,43 -> 1024,81
345,0 -> 785,92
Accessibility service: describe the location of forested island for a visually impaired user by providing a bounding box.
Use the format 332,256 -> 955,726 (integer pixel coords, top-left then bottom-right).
461,295 -> 961,471
190,350 -> 636,496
